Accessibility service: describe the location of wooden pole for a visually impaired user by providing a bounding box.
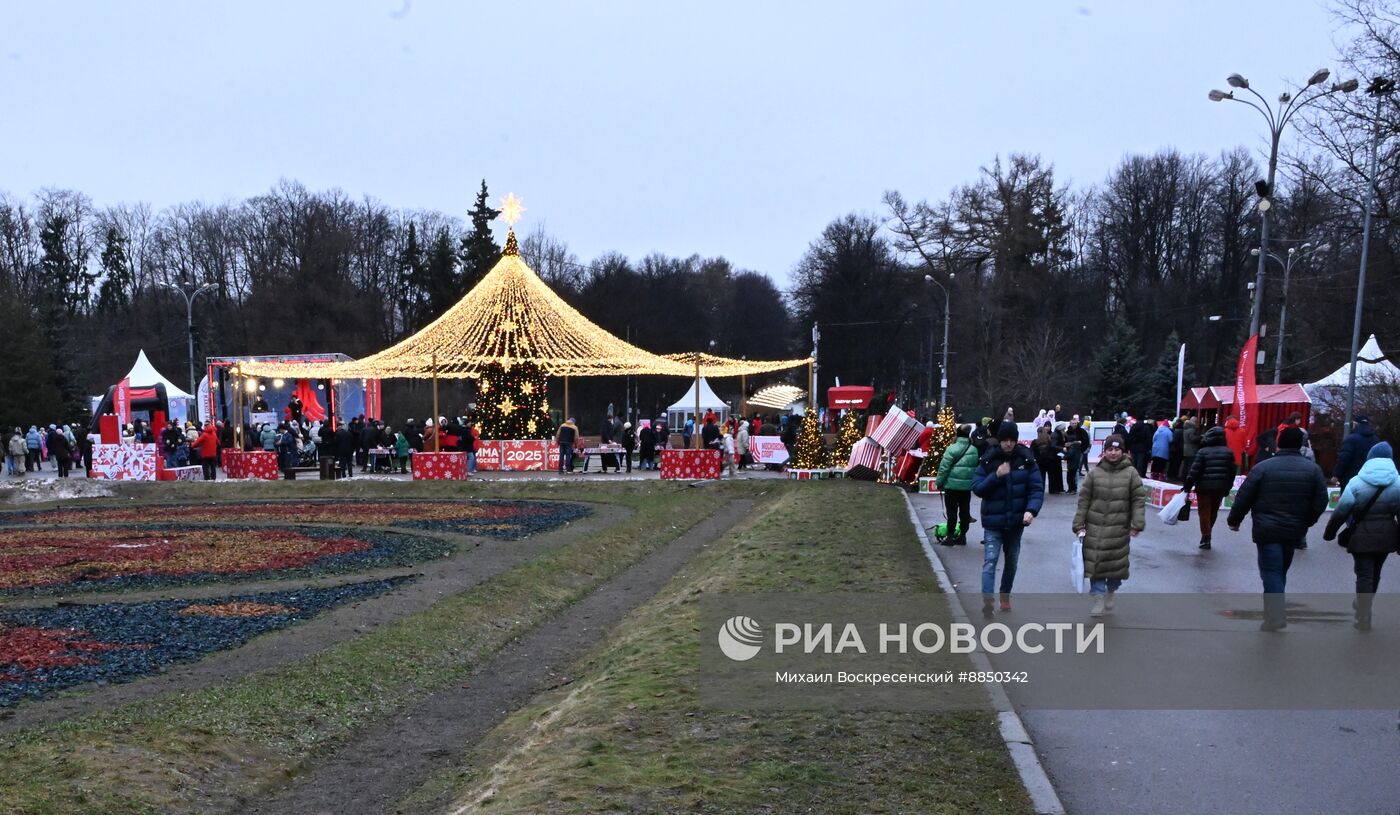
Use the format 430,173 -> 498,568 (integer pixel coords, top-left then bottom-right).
740,373 -> 746,422
233,365 -> 243,449
564,375 -> 570,423
431,353 -> 441,452
694,359 -> 702,449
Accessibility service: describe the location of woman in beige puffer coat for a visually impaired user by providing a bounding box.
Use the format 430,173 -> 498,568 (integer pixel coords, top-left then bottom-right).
1072,435 -> 1147,614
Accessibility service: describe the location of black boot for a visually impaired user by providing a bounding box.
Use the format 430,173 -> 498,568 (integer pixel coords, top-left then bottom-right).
1199,536 -> 1211,550
1355,594 -> 1374,631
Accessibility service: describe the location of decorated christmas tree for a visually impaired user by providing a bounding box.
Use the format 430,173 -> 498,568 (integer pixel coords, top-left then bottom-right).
918,406 -> 958,478
475,360 -> 553,440
791,410 -> 830,469
832,410 -> 862,467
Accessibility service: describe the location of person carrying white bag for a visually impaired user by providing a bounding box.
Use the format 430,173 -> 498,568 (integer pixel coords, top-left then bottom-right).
1072,435 -> 1147,616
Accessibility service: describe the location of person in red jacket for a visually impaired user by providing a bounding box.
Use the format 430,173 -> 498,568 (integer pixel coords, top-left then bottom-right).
1223,417 -> 1247,469
195,423 -> 220,481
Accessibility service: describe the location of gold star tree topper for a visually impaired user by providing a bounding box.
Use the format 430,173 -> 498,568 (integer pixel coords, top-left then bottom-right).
499,193 -> 526,228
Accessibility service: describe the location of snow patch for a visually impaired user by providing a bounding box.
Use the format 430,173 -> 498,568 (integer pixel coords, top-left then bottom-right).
0,477 -> 116,503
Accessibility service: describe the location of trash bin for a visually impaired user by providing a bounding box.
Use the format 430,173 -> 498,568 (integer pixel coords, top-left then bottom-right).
320,458 -> 338,480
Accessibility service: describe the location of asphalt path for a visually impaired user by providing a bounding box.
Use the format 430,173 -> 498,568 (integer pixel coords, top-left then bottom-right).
912,487 -> 1400,815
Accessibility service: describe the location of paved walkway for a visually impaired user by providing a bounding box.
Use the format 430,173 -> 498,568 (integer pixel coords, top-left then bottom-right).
912,489 -> 1400,815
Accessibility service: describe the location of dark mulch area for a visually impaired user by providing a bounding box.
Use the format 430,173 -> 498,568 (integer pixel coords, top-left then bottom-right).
0,576 -> 416,707
0,526 -> 453,598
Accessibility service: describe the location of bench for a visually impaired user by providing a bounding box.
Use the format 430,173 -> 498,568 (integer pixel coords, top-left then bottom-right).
283,466 -> 320,480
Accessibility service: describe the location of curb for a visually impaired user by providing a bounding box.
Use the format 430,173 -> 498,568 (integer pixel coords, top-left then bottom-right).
903,491 -> 1066,815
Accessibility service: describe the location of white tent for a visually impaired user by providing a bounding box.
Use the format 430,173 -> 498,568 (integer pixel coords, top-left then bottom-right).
1305,335 -> 1400,391
666,377 -> 730,429
124,349 -> 193,399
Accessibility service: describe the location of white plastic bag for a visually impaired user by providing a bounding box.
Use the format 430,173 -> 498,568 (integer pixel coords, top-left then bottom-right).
1071,534 -> 1086,593
1159,492 -> 1186,526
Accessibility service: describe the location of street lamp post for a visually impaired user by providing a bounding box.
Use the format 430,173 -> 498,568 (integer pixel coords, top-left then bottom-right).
1345,76 -> 1397,434
159,278 -> 218,401
1210,70 -> 1358,341
1250,242 -> 1328,384
923,273 -> 953,409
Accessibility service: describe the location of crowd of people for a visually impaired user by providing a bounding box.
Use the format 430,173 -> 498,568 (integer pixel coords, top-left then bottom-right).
4,424 -> 91,478
936,407 -> 1397,631
554,408 -> 798,476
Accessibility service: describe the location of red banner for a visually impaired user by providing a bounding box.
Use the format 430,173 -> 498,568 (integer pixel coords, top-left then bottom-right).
114,377 -> 132,425
1235,335 -> 1259,454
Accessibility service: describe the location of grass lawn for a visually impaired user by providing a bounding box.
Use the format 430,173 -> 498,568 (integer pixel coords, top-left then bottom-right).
0,480 -> 721,815
409,480 -> 1033,814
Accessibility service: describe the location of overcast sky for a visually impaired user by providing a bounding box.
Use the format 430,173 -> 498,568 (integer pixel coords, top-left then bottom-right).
3,1 -> 1351,282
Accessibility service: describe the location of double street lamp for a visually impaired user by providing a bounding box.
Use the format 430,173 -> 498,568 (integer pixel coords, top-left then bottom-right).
923,273 -> 953,409
1250,242 -> 1328,384
1210,69 -> 1358,341
158,277 -> 218,401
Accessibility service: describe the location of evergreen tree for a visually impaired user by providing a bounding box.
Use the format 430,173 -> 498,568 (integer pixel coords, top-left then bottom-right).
474,360 -> 553,440
832,410 -> 862,467
1087,317 -> 1150,417
0,298 -> 65,428
420,227 -> 459,324
95,226 -> 132,313
919,405 -> 957,478
36,216 -> 91,422
397,221 -> 428,329
459,180 -> 502,293
1144,331 -> 1190,419
792,410 -> 829,469
39,213 -> 96,317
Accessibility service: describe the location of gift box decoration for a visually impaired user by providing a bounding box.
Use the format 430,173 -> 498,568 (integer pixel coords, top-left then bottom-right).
864,415 -> 883,439
869,404 -> 923,455
895,449 -> 924,483
660,449 -> 721,480
411,451 -> 469,480
92,444 -> 158,481
845,438 -> 882,481
918,476 -> 940,494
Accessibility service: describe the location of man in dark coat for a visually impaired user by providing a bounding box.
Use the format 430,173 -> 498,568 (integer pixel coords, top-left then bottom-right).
1181,425 -> 1237,549
404,419 -> 424,453
701,417 -> 721,450
334,423 -> 356,477
972,423 -> 1043,615
46,426 -> 74,478
1226,427 -> 1329,630
1334,415 -> 1379,488
1126,417 -> 1154,477
638,423 -> 658,470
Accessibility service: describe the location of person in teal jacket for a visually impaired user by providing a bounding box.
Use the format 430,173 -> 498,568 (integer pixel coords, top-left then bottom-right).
936,425 -> 980,546
393,428 -> 411,474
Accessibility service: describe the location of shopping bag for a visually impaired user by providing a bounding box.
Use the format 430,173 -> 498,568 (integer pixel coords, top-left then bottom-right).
1177,499 -> 1191,522
1158,492 -> 1186,526
1071,535 -> 1086,593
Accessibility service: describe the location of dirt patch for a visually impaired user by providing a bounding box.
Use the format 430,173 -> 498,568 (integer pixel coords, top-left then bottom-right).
245,499 -> 755,815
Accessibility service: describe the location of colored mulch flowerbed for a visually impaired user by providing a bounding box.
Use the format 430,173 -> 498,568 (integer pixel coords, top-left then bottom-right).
0,499 -> 591,539
0,526 -> 451,595
0,577 -> 414,707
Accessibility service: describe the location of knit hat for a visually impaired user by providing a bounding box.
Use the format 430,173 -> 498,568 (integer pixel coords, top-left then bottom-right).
1278,427 -> 1305,450
1103,435 -> 1126,450
996,423 -> 1019,442
1368,441 -> 1393,460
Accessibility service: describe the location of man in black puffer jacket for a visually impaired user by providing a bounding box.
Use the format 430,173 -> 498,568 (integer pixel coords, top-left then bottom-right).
1182,426 -> 1238,549
1226,427 -> 1328,630
972,423 -> 1043,615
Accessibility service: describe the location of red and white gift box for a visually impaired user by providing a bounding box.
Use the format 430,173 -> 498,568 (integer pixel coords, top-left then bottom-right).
869,404 -> 922,455
895,449 -> 925,483
91,443 -> 158,481
864,415 -> 883,438
411,451 -> 469,480
845,437 -> 883,481
660,448 -> 722,480
221,450 -> 279,480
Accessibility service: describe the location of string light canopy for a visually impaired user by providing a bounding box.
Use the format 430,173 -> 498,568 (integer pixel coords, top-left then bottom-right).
747,384 -> 807,410
236,194 -> 813,382
663,352 -> 813,377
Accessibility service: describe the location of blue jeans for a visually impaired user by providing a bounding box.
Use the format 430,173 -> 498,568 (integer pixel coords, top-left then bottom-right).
982,527 -> 1024,596
468,452 -> 477,473
1090,578 -> 1122,595
1257,542 -> 1297,623
559,448 -> 575,473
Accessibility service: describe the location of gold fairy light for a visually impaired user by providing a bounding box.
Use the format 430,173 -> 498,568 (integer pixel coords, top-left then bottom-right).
238,232 -> 812,381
